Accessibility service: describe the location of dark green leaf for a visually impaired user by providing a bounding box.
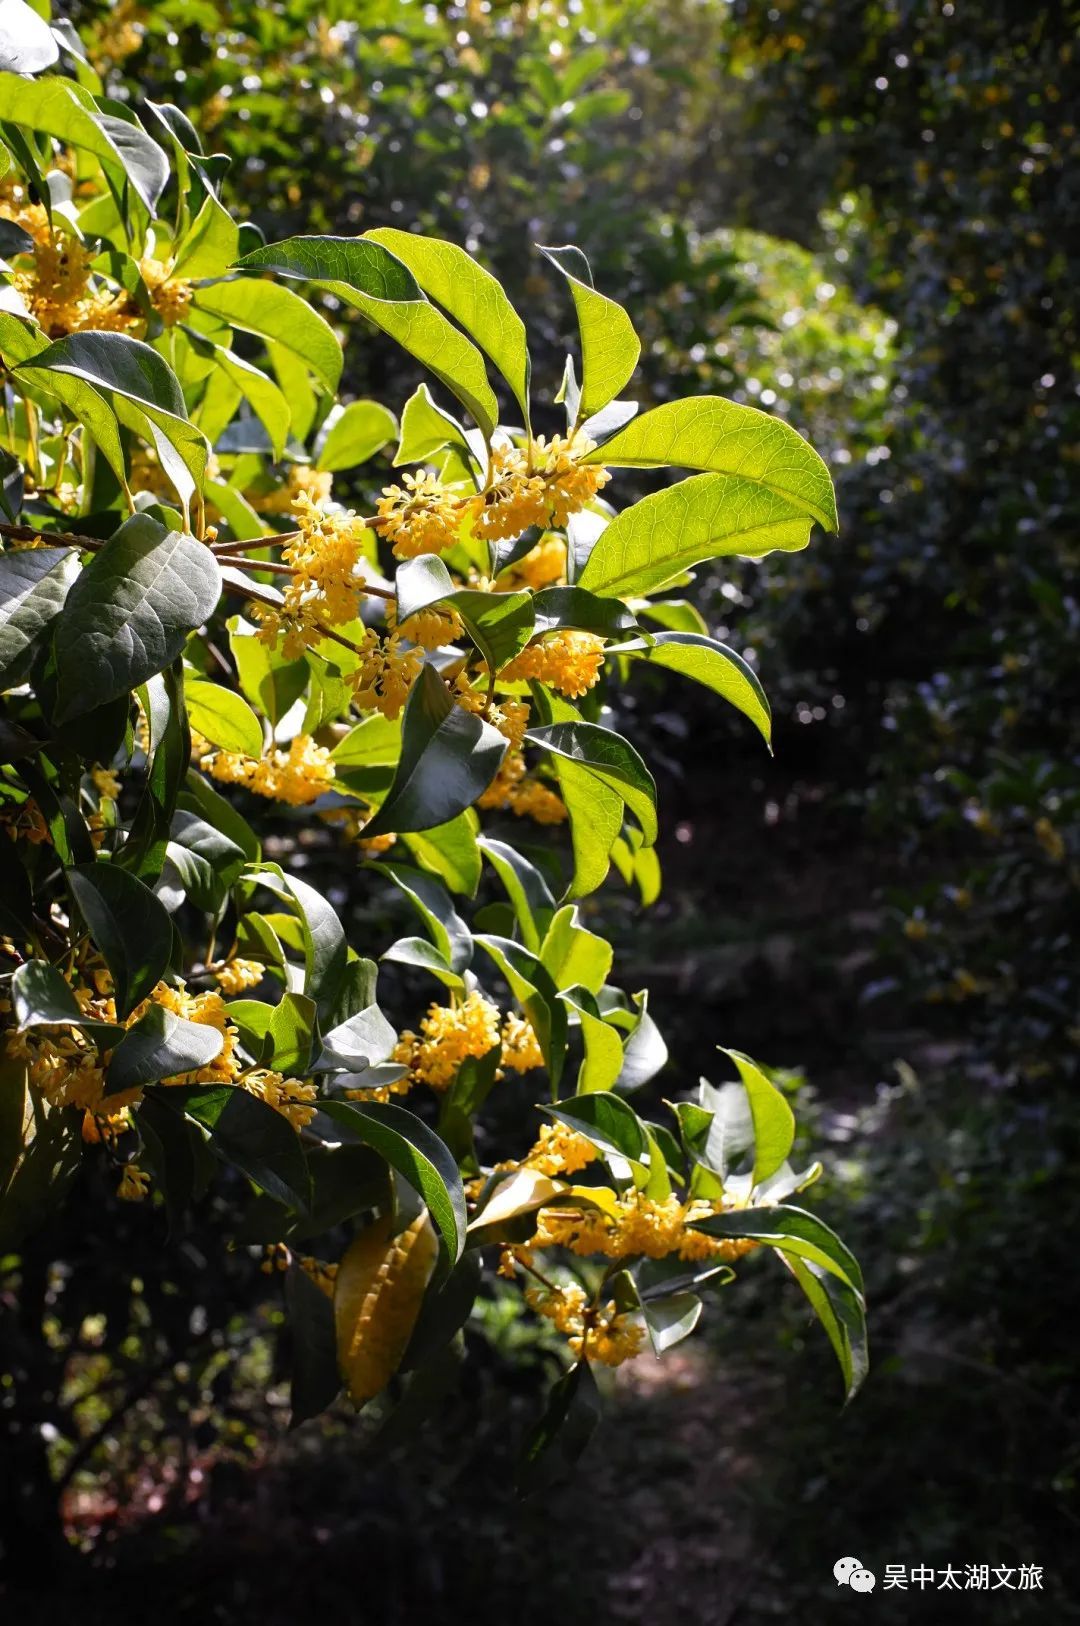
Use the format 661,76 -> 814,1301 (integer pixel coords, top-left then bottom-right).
548,1089 -> 647,1165
0,546 -> 77,686
518,1361 -> 602,1496
395,555 -> 534,674
624,631 -> 771,746
477,836 -> 555,953
531,586 -> 637,640
12,960 -> 94,1031
475,933 -> 567,1091
170,1083 -> 311,1211
0,1105 -> 80,1251
105,1002 -> 224,1095
53,516 -> 220,721
67,862 -> 173,1019
527,718 -> 657,846
780,1251 -> 869,1402
318,1098 -> 466,1262
691,1203 -> 864,1295
286,1263 -> 341,1425
363,663 -> 506,838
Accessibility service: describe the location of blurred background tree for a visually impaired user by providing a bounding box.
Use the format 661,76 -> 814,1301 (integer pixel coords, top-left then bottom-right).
5,0 -> 1079,1619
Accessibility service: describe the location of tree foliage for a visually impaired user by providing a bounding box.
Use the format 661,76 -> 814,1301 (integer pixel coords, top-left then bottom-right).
0,16 -> 862,1495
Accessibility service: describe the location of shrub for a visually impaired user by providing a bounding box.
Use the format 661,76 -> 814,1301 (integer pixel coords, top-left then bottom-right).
0,19 -> 860,1522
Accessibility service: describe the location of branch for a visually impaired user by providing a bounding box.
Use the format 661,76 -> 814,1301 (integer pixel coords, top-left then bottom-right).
0,519 -> 104,552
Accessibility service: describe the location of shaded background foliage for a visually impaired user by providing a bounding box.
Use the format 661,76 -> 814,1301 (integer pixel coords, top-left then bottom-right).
5,0 -> 1078,1619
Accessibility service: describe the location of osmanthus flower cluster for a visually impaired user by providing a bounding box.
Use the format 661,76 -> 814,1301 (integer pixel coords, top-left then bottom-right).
0,39 -> 863,1479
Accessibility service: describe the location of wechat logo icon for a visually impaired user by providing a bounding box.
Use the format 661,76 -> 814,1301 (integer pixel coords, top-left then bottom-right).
835,1557 -> 876,1593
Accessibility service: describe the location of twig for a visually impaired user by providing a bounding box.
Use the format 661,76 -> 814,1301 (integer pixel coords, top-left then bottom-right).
0,519 -> 104,551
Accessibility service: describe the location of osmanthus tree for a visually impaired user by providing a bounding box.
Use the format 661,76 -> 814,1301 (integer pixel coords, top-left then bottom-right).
0,20 -> 864,1475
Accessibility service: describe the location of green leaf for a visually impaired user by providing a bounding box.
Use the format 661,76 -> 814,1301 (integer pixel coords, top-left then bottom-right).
172,191 -> 239,281
527,718 -> 657,846
362,663 -> 506,838
579,474 -> 816,601
136,1090 -> 207,1235
122,664 -> 190,883
779,1250 -> 869,1402
195,277 -> 343,393
721,1049 -> 796,1187
642,1292 -> 703,1355
286,1262 -> 342,1425
20,332 -> 209,504
531,690 -> 623,900
609,832 -> 661,908
531,585 -> 637,641
0,1054 -> 27,1198
185,678 -> 263,757
548,1089 -> 646,1166
331,711 -> 401,770
691,1204 -> 864,1295
0,546 -> 77,686
0,313 -> 128,492
477,836 -> 555,953
171,1084 -> 311,1211
365,228 -> 531,427
181,769 -> 260,861
52,516 -> 220,721
203,478 -> 266,543
229,623 -> 308,726
518,1361 -> 602,1496
319,1098 -> 467,1262
624,631 -> 771,746
318,998 -> 396,1072
266,991 -> 317,1075
66,863 -> 174,1020
538,245 -> 640,421
475,933 -> 567,1090
249,867 -> 348,1021
612,994 -> 668,1091
394,382 -> 476,470
539,904 -> 612,995
437,1048 -> 501,1172
315,398 -> 398,471
403,1250 -> 482,1372
199,341 -> 290,461
105,1003 -> 224,1095
638,599 -> 709,636
562,990 -> 624,1095
0,1104 -> 80,1252
401,810 -> 481,897
14,758 -> 94,866
381,935 -> 464,993
0,74 -> 166,213
0,1 -> 59,74
236,237 -> 499,437
372,861 -> 472,973
11,960 -> 90,1031
581,399 -> 838,533
395,555 -> 534,674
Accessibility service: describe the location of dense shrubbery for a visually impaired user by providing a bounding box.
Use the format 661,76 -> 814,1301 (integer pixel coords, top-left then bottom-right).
0,2 -> 868,1572
2,0 -> 1077,1613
